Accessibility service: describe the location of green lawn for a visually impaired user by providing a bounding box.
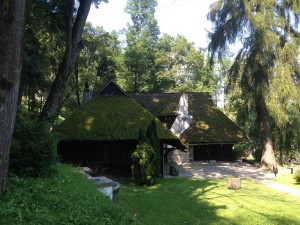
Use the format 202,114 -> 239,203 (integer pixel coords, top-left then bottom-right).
274,169 -> 300,190
118,178 -> 300,225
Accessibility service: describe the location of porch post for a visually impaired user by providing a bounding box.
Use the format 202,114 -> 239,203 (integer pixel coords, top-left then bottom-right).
189,144 -> 194,161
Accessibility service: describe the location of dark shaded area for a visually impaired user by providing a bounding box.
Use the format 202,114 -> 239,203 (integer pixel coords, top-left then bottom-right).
193,144 -> 234,161
158,115 -> 176,129
58,140 -> 136,177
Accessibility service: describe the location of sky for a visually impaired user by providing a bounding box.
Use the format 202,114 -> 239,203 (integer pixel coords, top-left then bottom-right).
87,0 -> 217,48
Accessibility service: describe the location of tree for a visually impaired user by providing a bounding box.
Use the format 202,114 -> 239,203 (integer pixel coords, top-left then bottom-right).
79,23 -> 121,91
60,24 -> 122,118
155,34 -> 217,93
131,120 -> 160,185
208,0 -> 300,166
273,103 -> 300,164
10,107 -> 57,177
123,0 -> 160,92
39,0 -> 107,120
0,0 -> 26,197
21,0 -> 65,114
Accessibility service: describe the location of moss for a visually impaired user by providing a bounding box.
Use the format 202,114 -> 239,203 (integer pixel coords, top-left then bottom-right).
130,92 -> 248,144
183,93 -> 248,143
129,93 -> 180,116
53,96 -> 181,146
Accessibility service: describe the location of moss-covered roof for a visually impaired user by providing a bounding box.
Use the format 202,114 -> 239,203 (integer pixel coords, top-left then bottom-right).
53,96 -> 185,148
129,93 -> 248,144
128,93 -> 180,116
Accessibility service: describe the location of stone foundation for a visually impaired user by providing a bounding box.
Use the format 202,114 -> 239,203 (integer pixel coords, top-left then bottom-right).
169,150 -> 189,164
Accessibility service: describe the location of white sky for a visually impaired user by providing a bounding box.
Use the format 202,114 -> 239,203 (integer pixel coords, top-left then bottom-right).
87,0 -> 217,48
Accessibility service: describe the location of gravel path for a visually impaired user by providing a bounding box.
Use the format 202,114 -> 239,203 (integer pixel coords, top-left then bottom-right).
165,161 -> 300,198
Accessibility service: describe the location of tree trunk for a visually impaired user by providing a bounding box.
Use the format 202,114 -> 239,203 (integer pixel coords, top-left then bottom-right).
39,0 -> 92,120
0,0 -> 26,198
75,61 -> 81,106
255,89 -> 277,167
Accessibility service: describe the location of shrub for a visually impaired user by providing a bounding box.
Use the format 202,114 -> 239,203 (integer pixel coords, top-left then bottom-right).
294,169 -> 300,183
10,106 -> 58,177
131,142 -> 160,186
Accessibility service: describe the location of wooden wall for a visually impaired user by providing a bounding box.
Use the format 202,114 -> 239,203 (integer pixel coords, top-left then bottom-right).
58,140 -> 136,177
192,144 -> 234,161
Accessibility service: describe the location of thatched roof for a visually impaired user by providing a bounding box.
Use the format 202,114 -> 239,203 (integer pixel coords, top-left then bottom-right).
53,96 -> 185,149
128,93 -> 181,116
129,93 -> 248,144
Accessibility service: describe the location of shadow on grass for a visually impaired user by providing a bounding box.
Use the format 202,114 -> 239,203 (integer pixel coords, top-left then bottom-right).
117,178 -> 300,225
118,178 -> 236,225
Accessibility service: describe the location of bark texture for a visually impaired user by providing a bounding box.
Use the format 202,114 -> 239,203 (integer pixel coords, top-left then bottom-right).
39,0 -> 92,120
255,90 -> 277,167
0,0 -> 26,197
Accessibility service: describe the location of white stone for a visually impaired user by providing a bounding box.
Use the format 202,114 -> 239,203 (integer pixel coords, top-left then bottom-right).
97,186 -> 114,200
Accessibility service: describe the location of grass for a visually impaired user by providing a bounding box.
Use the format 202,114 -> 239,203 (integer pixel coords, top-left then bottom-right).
0,164 -> 136,225
118,178 -> 300,225
274,168 -> 300,190
2,165 -> 300,225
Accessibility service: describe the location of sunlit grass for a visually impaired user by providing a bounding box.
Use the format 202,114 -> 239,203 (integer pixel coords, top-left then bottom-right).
274,168 -> 300,190
118,178 -> 300,225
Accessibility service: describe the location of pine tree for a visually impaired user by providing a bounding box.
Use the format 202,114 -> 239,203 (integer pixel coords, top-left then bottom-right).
208,0 -> 300,167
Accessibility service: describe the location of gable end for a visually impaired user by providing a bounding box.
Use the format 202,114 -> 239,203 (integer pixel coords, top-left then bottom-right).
96,80 -> 127,96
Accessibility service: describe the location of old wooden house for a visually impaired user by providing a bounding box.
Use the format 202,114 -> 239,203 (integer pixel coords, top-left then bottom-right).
54,81 -> 185,176
55,80 -> 247,176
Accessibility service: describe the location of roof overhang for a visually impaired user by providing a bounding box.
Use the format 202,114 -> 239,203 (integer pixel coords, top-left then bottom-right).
188,142 -> 248,146
161,139 -> 187,151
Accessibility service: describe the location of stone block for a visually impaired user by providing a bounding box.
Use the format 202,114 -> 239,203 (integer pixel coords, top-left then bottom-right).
227,177 -> 241,190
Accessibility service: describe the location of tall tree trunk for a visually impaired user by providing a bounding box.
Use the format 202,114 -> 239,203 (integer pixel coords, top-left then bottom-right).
255,89 -> 277,167
39,0 -> 92,120
75,61 -> 81,106
0,0 -> 26,198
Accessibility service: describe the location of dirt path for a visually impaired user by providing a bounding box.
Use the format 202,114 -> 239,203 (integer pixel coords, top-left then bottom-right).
165,161 -> 300,198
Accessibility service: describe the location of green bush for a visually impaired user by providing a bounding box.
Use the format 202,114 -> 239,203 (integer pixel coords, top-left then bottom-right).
131,142 -> 160,186
10,106 -> 58,177
294,169 -> 300,183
